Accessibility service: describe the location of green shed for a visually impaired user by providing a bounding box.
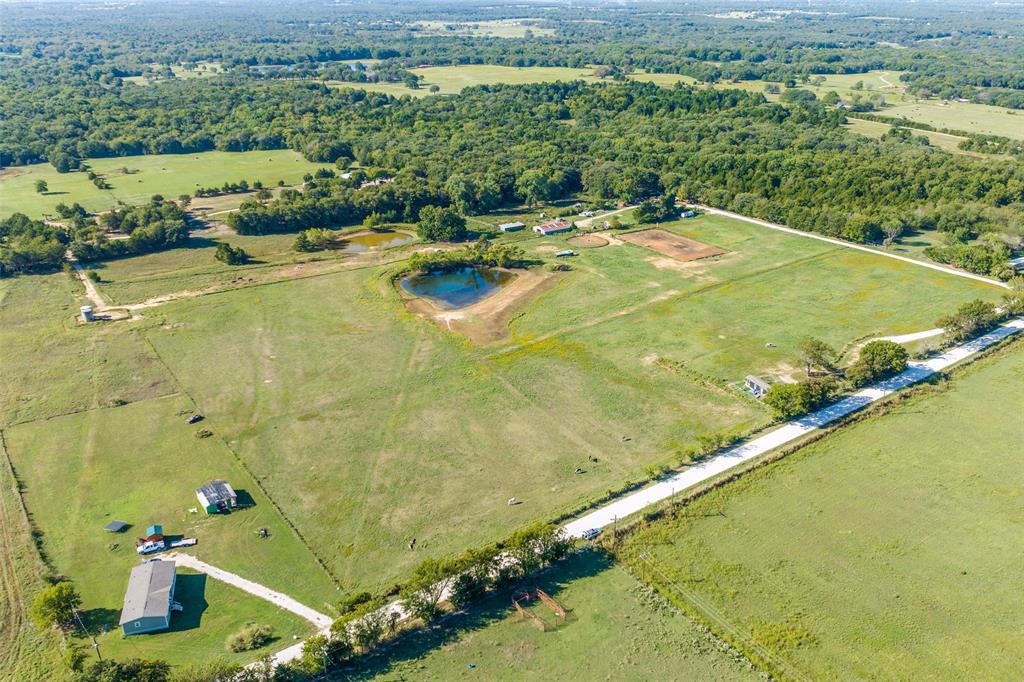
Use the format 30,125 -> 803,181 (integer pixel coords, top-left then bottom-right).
196,480 -> 237,514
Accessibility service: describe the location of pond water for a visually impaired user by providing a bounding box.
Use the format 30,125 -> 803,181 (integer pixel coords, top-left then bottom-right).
401,267 -> 515,309
343,230 -> 415,252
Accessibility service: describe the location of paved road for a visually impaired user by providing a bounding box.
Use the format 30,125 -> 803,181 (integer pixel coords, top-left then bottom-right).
164,553 -> 333,629
563,316 -> 1024,537
692,205 -> 1009,289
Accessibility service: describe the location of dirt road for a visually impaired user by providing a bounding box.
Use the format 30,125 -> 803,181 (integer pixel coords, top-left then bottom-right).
164,552 -> 332,629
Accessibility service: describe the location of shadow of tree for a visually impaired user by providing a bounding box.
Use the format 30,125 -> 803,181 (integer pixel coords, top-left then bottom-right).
81,607 -> 121,634
335,549 -> 613,680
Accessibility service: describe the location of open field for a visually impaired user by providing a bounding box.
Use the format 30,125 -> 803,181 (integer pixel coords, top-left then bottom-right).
411,19 -> 555,38
1,210 -> 1006,666
4,391 -> 338,608
332,65 -> 697,98
842,117 -> 986,157
0,432 -> 64,682
882,100 -> 1024,140
123,61 -> 224,86
354,550 -> 761,681
110,212 -> 999,594
0,150 -> 331,219
1,270 -> 337,667
619,342 -> 1024,680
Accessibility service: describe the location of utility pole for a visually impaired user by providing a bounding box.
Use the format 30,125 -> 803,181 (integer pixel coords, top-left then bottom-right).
72,606 -> 101,661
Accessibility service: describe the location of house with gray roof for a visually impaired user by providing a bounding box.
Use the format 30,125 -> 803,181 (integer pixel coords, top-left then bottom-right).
119,560 -> 177,635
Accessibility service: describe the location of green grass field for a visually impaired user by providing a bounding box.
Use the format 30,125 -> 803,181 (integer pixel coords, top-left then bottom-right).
3,392 -> 331,664
842,117 -> 986,157
0,150 -> 331,219
354,550 -> 760,681
618,342 -> 1024,680
331,64 -> 696,98
882,100 -> 1024,140
0,433 -> 65,682
411,19 -> 555,38
111,213 -> 999,593
0,209 -> 1006,668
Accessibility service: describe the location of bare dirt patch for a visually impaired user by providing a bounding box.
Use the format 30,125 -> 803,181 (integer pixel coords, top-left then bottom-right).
621,229 -> 726,262
567,234 -> 609,249
403,267 -> 562,345
0,167 -> 29,181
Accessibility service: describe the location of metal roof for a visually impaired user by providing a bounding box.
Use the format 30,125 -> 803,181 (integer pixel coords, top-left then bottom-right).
745,375 -> 771,389
104,520 -> 129,532
196,480 -> 236,507
119,560 -> 176,625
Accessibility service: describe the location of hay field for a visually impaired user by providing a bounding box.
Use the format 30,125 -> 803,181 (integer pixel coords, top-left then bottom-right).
0,150 -> 331,219
619,343 -> 1024,679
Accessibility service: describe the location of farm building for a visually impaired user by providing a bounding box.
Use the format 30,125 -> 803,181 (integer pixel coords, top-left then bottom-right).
119,560 -> 178,635
104,520 -> 129,533
1008,255 -> 1024,271
144,524 -> 164,541
533,219 -> 571,235
680,210 -> 697,218
196,480 -> 237,514
498,221 -> 525,233
745,375 -> 771,399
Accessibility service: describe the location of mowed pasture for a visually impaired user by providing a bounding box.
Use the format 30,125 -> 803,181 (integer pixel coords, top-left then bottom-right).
122,213 -> 1000,593
618,343 -> 1024,680
3,392 -> 331,665
334,65 -> 697,98
356,550 -> 760,681
0,150 -> 331,219
882,100 -> 1024,140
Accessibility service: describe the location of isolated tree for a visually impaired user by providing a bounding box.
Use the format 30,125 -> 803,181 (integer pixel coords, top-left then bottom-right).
214,243 -> 248,265
797,338 -> 837,375
416,205 -> 466,242
846,340 -> 909,386
31,582 -> 81,630
35,179 -> 48,194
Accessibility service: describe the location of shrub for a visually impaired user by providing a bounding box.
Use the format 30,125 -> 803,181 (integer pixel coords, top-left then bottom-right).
846,340 -> 909,387
938,299 -> 1002,343
86,270 -> 101,282
416,205 -> 467,242
226,623 -> 273,652
214,243 -> 248,265
293,227 -> 335,252
764,378 -> 840,418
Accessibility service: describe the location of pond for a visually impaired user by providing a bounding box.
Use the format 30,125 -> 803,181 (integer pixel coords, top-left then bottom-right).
342,230 -> 415,252
401,267 -> 515,309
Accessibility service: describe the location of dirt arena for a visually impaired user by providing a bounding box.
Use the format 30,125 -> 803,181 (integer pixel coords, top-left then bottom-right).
567,234 -> 609,248
620,229 -> 726,262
